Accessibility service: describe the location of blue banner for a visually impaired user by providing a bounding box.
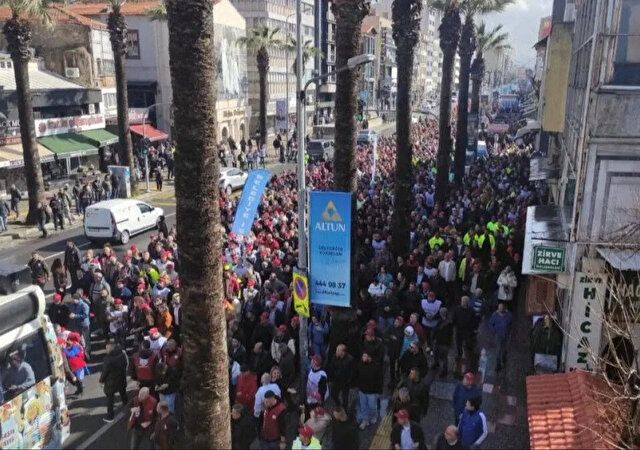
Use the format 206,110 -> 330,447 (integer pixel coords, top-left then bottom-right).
231,169 -> 271,235
309,191 -> 352,307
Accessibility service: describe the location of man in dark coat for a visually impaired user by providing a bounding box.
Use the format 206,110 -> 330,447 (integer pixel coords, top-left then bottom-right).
231,403 -> 256,449
100,340 -> 129,422
390,409 -> 426,450
326,344 -> 353,408
64,240 -> 82,294
330,406 -> 359,449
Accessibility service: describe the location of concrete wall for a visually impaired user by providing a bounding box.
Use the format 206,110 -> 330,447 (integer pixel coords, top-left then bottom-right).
541,23 -> 572,133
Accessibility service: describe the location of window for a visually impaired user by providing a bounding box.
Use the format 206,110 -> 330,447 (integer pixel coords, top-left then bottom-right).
97,58 -> 115,76
1,331 -> 51,403
137,203 -> 153,214
126,30 -> 141,59
608,0 -> 640,84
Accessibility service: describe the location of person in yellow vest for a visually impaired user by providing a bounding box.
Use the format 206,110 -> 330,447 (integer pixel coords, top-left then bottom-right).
428,231 -> 445,251
292,424 -> 322,450
463,230 -> 475,247
458,248 -> 472,282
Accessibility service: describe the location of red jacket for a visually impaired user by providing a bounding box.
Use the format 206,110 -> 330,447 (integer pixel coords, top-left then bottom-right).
132,350 -> 159,382
235,371 -> 257,410
260,401 -> 286,441
128,395 -> 158,430
64,343 -> 86,372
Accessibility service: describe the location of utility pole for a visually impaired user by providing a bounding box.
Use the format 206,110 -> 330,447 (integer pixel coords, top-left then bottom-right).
296,0 -> 309,398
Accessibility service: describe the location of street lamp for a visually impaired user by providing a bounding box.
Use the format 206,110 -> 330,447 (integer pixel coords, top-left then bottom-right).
295,0 -> 373,385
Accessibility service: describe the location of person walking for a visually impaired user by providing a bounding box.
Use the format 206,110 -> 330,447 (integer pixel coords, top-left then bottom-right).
9,184 -> 21,218
59,187 -> 74,225
231,403 -> 257,450
258,390 -> 287,450
457,397 -> 488,449
390,409 -> 426,450
292,425 -> 322,450
68,293 -> 91,360
489,302 -> 513,372
128,387 -> 157,450
64,241 -> 82,294
100,340 -> 129,423
0,198 -> 9,232
49,195 -> 64,231
326,344 -> 353,408
155,168 -> 163,191
354,352 -> 383,430
433,425 -> 466,450
150,401 -> 178,450
35,201 -> 49,237
330,406 -> 359,449
28,251 -> 49,290
452,373 -> 481,425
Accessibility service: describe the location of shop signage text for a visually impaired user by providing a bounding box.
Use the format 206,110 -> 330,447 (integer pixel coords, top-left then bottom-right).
223,108 -> 246,118
532,245 -> 566,272
35,114 -> 105,137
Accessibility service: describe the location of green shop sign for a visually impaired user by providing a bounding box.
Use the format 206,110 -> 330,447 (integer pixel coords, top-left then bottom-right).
532,245 -> 566,272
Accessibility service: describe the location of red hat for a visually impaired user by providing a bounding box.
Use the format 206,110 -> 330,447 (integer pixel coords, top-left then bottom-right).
149,327 -> 159,335
53,293 -> 62,302
56,337 -> 66,346
130,244 -> 138,252
299,425 -> 314,439
277,325 -> 287,333
364,328 -> 375,337
68,332 -> 81,342
314,406 -> 325,417
137,283 -> 146,290
311,354 -> 322,366
463,372 -> 476,383
394,409 -> 410,421
114,298 -> 123,305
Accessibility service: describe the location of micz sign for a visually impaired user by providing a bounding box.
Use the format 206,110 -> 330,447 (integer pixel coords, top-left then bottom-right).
532,245 -> 566,272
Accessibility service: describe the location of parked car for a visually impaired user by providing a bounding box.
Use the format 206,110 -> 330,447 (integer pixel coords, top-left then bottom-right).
356,129 -> 378,145
219,168 -> 248,195
84,199 -> 164,244
307,139 -> 335,161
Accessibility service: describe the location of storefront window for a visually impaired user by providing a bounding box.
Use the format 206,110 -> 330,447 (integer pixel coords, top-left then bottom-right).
126,30 -> 141,60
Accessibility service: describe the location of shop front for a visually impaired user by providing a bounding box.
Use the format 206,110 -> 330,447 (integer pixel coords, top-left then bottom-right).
0,143 -> 55,191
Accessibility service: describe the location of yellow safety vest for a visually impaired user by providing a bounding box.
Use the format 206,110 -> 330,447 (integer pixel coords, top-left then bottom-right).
428,236 -> 445,250
458,257 -> 468,281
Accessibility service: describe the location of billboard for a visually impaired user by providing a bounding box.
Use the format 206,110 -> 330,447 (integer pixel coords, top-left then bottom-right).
309,191 -> 352,307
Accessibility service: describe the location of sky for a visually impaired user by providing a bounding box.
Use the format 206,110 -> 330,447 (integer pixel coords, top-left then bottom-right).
483,0 -> 554,68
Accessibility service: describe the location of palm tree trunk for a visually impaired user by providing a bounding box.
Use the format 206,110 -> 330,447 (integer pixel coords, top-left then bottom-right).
331,0 -> 368,317
108,9 -> 136,188
166,0 -> 230,448
470,54 -> 484,118
453,17 -> 474,185
257,49 -> 269,147
434,5 -> 461,205
391,0 -> 421,257
4,18 -> 45,225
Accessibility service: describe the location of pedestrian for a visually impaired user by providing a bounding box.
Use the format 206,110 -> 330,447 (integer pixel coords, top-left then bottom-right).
452,372 -> 481,425
150,401 -> 178,450
457,397 -> 488,449
51,258 -> 68,298
49,194 -> 65,230
433,307 -> 454,378
63,333 -> 88,396
259,142 -> 266,168
47,292 -> 70,328
306,354 -> 329,409
153,361 -> 179,413
292,425 -> 322,450
385,316 -> 405,387
396,367 -> 430,419
433,425 -> 466,450
28,251 -> 49,290
258,390 -> 287,450
9,184 -> 21,218
452,296 -> 479,367
330,406 -> 359,449
59,187 -> 74,225
100,339 -> 129,423
496,266 -> 518,306
35,201 -> 49,237
254,372 -> 281,419
390,409 -> 426,450
489,302 -> 513,372
354,352 -> 383,429
231,403 -> 257,450
128,387 -> 157,450
102,175 -> 112,201
155,168 -> 163,191
132,339 -> 159,390
326,344 -> 353,408
0,197 -> 9,232
68,293 -> 91,359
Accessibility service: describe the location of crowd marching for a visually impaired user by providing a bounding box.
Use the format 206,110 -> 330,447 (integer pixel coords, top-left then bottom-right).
28,117 -> 539,449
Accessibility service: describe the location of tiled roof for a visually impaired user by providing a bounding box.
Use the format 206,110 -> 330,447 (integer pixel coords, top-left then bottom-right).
526,371 -> 624,450
0,4 -> 106,29
70,0 -> 221,17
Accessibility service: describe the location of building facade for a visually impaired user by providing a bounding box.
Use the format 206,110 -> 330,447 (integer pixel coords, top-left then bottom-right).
523,0 -> 640,372
317,0 -> 336,118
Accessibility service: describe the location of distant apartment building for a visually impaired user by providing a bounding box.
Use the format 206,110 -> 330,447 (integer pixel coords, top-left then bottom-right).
317,0 -> 336,118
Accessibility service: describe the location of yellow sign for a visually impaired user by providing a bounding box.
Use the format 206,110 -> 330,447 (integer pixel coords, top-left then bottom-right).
321,200 -> 342,222
292,270 -> 310,318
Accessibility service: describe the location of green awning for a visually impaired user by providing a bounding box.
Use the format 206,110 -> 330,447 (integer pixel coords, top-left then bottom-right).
38,133 -> 99,158
79,129 -> 119,146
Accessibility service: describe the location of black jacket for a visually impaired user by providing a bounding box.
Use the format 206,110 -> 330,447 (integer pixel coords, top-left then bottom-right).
385,325 -> 405,360
434,433 -> 468,449
391,421 -> 426,450
330,416 -> 360,449
47,302 -> 70,328
327,353 -> 354,388
398,349 -> 429,378
355,359 -> 383,394
452,306 -> 479,338
433,320 -> 455,348
100,345 -> 128,395
231,408 -> 257,450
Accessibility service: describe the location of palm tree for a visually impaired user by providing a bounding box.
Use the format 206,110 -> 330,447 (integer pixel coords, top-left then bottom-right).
2,0 -> 53,224
434,0 -> 461,205
391,0 -> 422,257
237,26 -> 283,148
285,37 -> 321,75
106,0 -> 135,188
470,23 -> 510,136
453,0 -> 513,184
331,0 -> 369,193
165,0 -> 230,447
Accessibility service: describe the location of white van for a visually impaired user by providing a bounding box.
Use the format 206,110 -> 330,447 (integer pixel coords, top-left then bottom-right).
84,199 -> 164,244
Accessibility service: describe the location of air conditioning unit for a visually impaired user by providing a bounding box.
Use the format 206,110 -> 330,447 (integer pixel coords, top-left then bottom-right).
65,67 -> 80,78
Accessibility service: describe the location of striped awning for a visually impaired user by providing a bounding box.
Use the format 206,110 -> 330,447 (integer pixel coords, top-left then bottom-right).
0,143 -> 55,169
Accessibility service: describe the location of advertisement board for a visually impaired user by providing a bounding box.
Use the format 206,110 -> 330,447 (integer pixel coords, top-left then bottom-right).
309,191 -> 352,307
231,169 -> 271,235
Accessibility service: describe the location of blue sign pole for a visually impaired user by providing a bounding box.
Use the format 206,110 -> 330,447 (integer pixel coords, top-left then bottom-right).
231,169 -> 271,235
309,191 -> 352,307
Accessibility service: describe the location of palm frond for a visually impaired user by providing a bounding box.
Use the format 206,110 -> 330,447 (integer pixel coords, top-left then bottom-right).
146,2 -> 167,22
475,21 -> 510,53
6,0 -> 68,27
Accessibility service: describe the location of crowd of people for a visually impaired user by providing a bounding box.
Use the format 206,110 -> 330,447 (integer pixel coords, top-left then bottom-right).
29,115 -> 539,449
